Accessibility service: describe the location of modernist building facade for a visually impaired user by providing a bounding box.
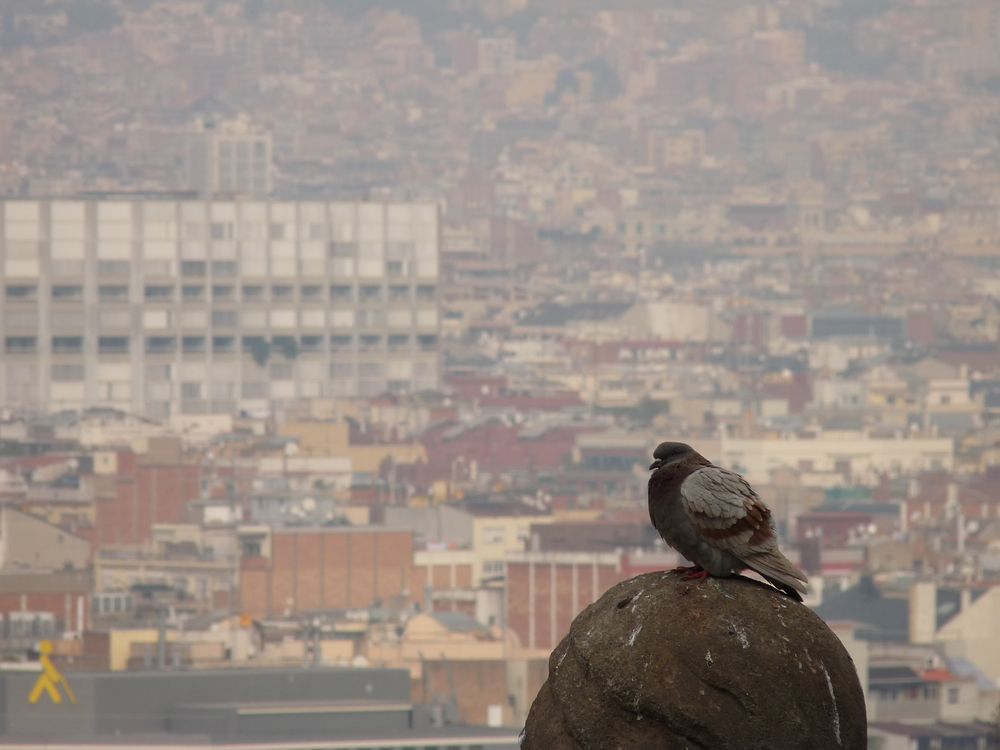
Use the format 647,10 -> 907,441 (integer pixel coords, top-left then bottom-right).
0,199 -> 440,420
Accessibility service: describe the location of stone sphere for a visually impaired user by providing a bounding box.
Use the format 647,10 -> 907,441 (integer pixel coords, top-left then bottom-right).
521,571 -> 866,750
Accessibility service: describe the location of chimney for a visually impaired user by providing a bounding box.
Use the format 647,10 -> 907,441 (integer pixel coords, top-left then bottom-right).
956,507 -> 965,554
909,581 -> 937,645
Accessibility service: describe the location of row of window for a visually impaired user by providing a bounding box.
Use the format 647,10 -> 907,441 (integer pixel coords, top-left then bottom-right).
0,612 -> 56,639
51,366 -> 427,388
617,220 -> 668,237
5,308 -> 436,331
3,255 -> 433,281
7,334 -> 439,355
91,593 -> 135,615
4,200 -> 433,222
871,685 -> 947,702
6,221 -> 430,245
4,283 -> 437,303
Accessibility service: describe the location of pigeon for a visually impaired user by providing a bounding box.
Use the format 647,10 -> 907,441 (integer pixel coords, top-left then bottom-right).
648,441 -> 809,602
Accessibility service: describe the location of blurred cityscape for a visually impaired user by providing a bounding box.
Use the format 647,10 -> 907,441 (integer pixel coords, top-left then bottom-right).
1,0 -> 1000,747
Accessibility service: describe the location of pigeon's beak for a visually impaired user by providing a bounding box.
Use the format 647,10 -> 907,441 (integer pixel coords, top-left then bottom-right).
649,460 -> 662,471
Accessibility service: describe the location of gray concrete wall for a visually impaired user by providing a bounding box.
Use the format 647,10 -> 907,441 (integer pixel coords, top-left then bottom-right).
385,506 -> 473,547
1,667 -> 409,740
3,670 -> 98,738
170,703 -> 413,739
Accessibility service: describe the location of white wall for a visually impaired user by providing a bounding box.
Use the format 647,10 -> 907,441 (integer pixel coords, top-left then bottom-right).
718,433 -> 953,484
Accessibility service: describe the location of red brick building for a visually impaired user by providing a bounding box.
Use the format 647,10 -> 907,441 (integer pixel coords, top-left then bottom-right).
899,471 -> 1000,524
505,551 -> 624,652
92,438 -> 202,549
0,570 -> 92,636
418,658 -> 509,726
239,527 -> 415,618
413,419 -> 588,485
412,550 -> 476,615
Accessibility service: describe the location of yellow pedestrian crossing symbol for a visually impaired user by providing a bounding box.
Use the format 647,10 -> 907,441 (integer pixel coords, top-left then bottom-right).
28,641 -> 76,705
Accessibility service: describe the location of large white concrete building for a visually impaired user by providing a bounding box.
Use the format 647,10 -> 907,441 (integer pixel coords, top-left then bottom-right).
712,431 -> 954,485
0,199 -> 440,420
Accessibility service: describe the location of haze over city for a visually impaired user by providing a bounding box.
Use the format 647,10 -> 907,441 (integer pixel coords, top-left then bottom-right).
0,1 -> 999,747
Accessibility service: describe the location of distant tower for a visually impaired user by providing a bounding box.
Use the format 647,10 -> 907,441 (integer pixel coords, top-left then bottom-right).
185,116 -> 273,197
793,183 -> 825,236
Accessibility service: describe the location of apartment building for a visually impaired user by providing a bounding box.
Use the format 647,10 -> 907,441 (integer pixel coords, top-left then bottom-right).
238,525 -> 416,617
184,117 -> 273,197
0,199 -> 440,419
711,432 -> 955,484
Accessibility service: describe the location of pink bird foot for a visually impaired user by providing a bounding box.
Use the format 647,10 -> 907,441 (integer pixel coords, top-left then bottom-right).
681,568 -> 711,581
671,564 -> 704,576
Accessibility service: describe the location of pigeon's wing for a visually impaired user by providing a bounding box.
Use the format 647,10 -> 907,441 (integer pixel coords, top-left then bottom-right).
679,466 -> 808,598
678,466 -> 775,549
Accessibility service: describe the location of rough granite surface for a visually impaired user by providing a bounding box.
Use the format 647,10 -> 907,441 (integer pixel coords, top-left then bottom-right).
520,571 -> 867,750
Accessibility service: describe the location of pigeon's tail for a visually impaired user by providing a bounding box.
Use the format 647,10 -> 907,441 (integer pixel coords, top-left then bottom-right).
764,576 -> 804,603
743,551 -> 809,602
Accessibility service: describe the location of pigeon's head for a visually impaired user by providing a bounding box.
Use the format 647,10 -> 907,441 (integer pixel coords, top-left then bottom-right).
649,441 -> 695,471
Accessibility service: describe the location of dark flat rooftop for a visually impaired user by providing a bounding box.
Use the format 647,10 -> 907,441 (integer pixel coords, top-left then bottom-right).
0,725 -> 521,749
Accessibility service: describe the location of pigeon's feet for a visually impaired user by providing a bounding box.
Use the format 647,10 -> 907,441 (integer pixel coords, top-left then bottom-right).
671,564 -> 704,576
681,568 -> 711,581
